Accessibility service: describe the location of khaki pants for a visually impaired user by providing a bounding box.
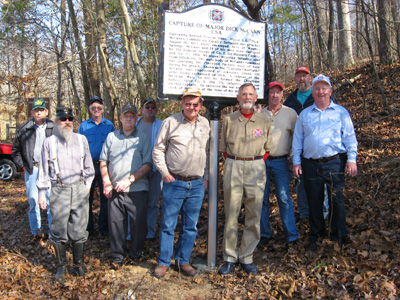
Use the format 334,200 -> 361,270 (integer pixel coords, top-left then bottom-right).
222,158 -> 266,264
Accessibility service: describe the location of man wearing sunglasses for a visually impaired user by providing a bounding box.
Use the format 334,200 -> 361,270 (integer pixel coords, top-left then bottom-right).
135,98 -> 163,240
37,107 -> 95,283
78,96 -> 115,237
12,99 -> 57,239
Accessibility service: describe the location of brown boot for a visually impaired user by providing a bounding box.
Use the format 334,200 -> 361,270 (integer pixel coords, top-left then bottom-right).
176,263 -> 196,276
154,265 -> 168,278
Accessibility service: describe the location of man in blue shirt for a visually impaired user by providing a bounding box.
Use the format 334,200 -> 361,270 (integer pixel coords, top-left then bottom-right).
136,98 -> 163,239
292,75 -> 358,251
78,96 -> 115,236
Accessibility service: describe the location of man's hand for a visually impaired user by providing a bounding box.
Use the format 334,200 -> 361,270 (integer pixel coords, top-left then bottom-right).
103,182 -> 113,198
38,196 -> 47,210
345,162 -> 357,177
203,179 -> 209,191
115,177 -> 131,193
293,164 -> 302,179
163,174 -> 175,183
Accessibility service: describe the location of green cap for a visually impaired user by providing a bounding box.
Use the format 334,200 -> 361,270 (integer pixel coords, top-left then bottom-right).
32,99 -> 46,110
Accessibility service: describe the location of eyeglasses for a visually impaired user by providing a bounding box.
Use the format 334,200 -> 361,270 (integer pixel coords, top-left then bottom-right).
59,117 -> 74,122
91,106 -> 103,111
145,106 -> 156,110
295,73 -> 310,79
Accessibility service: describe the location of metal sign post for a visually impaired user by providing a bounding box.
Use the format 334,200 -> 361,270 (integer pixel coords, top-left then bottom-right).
158,4 -> 267,267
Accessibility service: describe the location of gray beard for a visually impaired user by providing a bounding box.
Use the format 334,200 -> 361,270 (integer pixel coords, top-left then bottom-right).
58,125 -> 73,142
241,103 -> 254,110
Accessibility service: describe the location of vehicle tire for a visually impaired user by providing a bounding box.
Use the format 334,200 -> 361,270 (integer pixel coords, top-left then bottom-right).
0,159 -> 17,181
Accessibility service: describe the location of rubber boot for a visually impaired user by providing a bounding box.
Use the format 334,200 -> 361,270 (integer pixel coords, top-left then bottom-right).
73,242 -> 85,276
53,242 -> 67,283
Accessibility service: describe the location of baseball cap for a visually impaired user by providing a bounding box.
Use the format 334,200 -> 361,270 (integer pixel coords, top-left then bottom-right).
268,81 -> 283,90
295,66 -> 310,74
182,87 -> 203,100
121,103 -> 137,115
56,107 -> 74,119
312,74 -> 332,88
90,96 -> 103,105
32,99 -> 46,110
142,98 -> 157,107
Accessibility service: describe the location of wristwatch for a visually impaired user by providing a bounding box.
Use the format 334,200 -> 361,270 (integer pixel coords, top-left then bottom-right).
129,176 -> 135,184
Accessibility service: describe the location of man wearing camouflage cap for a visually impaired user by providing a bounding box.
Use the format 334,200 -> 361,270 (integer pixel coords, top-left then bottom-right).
152,87 -> 210,278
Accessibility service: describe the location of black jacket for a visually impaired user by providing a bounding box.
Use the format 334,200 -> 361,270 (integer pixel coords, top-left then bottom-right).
12,118 -> 57,175
284,88 -> 336,115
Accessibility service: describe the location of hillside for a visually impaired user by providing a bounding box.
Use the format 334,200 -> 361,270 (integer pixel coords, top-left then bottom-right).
0,62 -> 399,299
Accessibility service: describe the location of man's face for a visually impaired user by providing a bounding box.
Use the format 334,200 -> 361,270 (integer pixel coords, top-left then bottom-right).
31,108 -> 48,124
294,72 -> 312,92
181,96 -> 202,121
90,102 -> 104,118
237,85 -> 257,109
142,102 -> 158,119
311,82 -> 332,107
120,111 -> 137,131
268,86 -> 283,107
56,116 -> 74,141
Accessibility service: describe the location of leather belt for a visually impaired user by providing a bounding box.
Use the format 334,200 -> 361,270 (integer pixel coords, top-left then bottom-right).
227,155 -> 263,161
267,155 -> 288,160
33,162 -> 39,167
171,173 -> 201,182
308,154 -> 340,163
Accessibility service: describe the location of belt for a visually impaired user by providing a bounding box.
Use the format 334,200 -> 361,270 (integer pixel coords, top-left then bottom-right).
171,173 -> 201,182
93,161 -> 100,167
227,155 -> 263,161
308,154 -> 340,163
267,155 -> 288,160
33,162 -> 39,167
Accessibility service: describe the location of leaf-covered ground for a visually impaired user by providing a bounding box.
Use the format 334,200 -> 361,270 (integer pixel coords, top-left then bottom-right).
1,62 -> 399,299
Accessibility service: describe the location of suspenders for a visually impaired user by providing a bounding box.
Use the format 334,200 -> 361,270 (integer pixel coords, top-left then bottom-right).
50,134 -> 85,185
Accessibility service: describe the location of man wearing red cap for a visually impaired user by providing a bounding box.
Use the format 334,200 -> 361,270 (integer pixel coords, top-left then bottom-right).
258,81 -> 299,249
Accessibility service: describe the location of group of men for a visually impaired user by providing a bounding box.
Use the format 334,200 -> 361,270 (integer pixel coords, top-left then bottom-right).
12,66 -> 358,281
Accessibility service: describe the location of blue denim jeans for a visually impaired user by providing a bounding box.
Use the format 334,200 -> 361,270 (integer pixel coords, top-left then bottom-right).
296,174 -> 329,219
260,158 -> 299,242
25,167 -> 51,235
146,170 -> 163,239
302,156 -> 347,243
158,177 -> 204,266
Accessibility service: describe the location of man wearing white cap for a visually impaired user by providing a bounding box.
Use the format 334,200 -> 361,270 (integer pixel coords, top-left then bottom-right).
292,75 -> 358,251
152,87 -> 210,278
284,66 -> 330,221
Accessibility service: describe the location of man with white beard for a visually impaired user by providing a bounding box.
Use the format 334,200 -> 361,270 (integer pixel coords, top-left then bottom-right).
37,107 -> 95,283
219,83 -> 271,275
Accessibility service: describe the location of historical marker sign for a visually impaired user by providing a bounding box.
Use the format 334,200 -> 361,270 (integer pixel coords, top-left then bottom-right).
158,4 -> 266,102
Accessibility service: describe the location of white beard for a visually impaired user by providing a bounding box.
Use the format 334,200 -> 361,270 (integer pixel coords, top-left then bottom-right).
58,124 -> 73,142
241,102 -> 254,110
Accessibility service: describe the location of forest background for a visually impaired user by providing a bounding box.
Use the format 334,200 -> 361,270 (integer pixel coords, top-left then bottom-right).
0,0 -> 399,299
0,0 -> 399,136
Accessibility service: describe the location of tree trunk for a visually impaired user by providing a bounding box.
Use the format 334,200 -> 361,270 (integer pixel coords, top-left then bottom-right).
336,0 -> 354,68
118,0 -> 147,101
57,0 -> 67,107
66,0 -> 91,107
377,0 -> 393,65
82,0 -> 100,100
392,0 -> 400,60
312,0 -> 328,69
327,0 -> 334,68
96,0 -> 117,121
121,20 -> 137,106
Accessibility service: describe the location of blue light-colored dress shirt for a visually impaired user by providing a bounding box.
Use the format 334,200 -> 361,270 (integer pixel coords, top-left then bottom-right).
292,102 -> 358,165
78,117 -> 115,162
